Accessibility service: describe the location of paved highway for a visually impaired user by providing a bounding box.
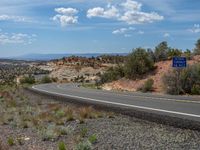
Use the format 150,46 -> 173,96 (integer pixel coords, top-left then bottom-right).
32,83 -> 200,122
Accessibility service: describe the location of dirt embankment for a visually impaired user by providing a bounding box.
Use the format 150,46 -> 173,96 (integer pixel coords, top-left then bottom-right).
103,56 -> 200,93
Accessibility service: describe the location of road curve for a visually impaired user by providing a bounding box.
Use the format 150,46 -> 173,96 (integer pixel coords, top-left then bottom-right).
32,83 -> 200,123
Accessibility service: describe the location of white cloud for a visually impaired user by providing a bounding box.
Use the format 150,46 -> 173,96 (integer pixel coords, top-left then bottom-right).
163,33 -> 170,37
52,7 -> 78,27
87,6 -> 119,19
55,7 -> 78,15
120,11 -> 163,24
0,32 -> 36,45
188,24 -> 200,33
112,28 -> 127,34
120,0 -> 142,11
87,0 -> 163,24
0,15 -> 30,22
112,27 -> 135,34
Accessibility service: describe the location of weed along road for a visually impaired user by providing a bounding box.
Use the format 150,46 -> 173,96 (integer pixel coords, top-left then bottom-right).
32,83 -> 200,129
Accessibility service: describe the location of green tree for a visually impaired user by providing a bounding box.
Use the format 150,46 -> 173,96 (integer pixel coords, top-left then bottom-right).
183,49 -> 192,60
167,48 -> 182,59
125,48 -> 154,79
154,41 -> 169,61
194,39 -> 200,55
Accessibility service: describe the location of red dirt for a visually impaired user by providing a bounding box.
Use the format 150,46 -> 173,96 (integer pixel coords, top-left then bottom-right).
103,55 -> 200,93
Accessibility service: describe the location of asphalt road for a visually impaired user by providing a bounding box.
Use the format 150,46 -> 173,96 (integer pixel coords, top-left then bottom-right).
32,83 -> 200,122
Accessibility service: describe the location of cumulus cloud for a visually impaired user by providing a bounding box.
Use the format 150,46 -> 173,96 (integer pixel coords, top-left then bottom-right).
120,11 -> 163,24
87,6 -> 119,19
120,0 -> 142,11
52,7 -> 78,27
87,0 -> 163,24
0,32 -> 36,45
188,24 -> 200,33
0,15 -> 30,22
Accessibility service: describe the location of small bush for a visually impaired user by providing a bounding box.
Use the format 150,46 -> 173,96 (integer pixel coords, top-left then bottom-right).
65,108 -> 74,121
58,126 -> 73,135
88,134 -> 97,144
191,85 -> 200,95
79,107 -> 93,119
167,48 -> 182,59
7,137 -> 15,146
80,127 -> 88,138
58,141 -> 67,150
20,75 -> 35,84
99,65 -> 124,84
40,76 -> 52,84
163,64 -> 200,95
75,141 -> 92,150
55,110 -> 65,118
40,125 -> 59,141
139,79 -> 154,92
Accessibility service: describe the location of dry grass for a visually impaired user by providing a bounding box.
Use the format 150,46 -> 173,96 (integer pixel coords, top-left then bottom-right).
0,87 -> 112,144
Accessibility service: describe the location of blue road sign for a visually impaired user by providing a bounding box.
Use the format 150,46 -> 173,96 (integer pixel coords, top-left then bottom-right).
172,57 -> 187,68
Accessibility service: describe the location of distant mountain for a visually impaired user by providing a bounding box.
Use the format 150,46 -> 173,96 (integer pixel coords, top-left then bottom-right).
11,53 -> 128,61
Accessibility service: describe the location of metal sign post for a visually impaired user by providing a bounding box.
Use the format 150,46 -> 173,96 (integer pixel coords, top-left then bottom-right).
172,57 -> 187,94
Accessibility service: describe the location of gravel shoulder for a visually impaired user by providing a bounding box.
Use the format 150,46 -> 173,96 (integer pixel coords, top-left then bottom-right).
0,88 -> 200,150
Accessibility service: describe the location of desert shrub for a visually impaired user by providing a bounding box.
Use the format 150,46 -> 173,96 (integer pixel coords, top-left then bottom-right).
7,137 -> 15,146
39,125 -> 59,141
40,76 -> 52,83
167,48 -> 182,59
75,141 -> 92,150
139,79 -> 154,92
183,49 -> 192,60
125,48 -> 155,79
80,127 -> 88,138
58,141 -> 67,150
20,75 -> 35,84
163,64 -> 200,95
64,107 -> 74,121
55,110 -> 65,118
99,65 -> 124,84
191,85 -> 200,95
88,134 -> 97,144
79,106 -> 96,119
58,126 -> 73,135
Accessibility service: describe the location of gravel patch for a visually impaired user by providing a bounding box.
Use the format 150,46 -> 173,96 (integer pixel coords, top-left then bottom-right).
0,88 -> 200,149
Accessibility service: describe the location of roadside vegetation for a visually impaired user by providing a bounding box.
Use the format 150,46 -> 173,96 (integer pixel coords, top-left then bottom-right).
163,63 -> 200,95
99,38 -> 200,95
0,86 -> 113,149
0,63 -> 49,85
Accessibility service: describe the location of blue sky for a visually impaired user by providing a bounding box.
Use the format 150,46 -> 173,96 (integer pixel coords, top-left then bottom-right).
0,0 -> 200,57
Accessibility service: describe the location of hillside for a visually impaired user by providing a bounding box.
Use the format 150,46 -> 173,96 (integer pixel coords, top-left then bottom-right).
38,55 -> 126,83
103,55 -> 200,93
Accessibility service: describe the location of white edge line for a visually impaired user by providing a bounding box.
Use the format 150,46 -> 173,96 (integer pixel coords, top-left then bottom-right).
32,86 -> 200,118
57,85 -> 200,104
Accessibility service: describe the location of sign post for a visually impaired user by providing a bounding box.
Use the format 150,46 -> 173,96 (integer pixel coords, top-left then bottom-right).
172,57 -> 187,94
